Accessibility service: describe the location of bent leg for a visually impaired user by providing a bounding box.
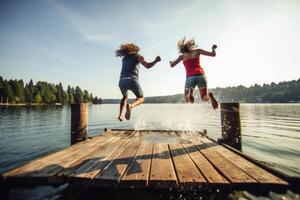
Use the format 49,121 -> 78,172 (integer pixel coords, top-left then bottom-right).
184,89 -> 190,103
199,87 -> 218,109
199,88 -> 209,101
184,88 -> 195,103
188,88 -> 195,103
118,96 -> 127,121
125,97 -> 144,120
131,97 -> 144,108
209,92 -> 218,109
125,79 -> 144,120
185,76 -> 198,103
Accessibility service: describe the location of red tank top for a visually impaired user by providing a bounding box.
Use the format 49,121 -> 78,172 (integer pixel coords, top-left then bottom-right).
182,57 -> 205,77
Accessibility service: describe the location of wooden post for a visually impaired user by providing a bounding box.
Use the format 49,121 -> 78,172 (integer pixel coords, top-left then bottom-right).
71,103 -> 88,145
219,102 -> 242,151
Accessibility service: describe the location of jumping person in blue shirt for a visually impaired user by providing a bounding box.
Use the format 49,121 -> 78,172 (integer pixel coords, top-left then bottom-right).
116,43 -> 161,121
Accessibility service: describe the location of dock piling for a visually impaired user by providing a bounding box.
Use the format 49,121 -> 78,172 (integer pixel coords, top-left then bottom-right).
71,103 -> 88,145
219,102 -> 242,150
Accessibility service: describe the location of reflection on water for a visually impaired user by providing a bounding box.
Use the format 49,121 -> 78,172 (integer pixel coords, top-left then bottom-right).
0,104 -> 300,177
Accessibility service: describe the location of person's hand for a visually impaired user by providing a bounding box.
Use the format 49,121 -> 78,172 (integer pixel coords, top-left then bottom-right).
155,56 -> 161,62
212,44 -> 217,50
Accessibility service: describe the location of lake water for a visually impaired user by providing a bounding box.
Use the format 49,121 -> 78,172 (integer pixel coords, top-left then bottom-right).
0,103 -> 300,178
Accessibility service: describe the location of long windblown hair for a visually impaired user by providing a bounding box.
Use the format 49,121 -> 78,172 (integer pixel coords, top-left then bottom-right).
177,37 -> 198,53
115,43 -> 140,57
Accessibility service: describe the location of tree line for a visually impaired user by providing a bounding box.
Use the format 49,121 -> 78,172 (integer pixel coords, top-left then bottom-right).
211,78 -> 300,103
141,78 -> 300,104
0,76 -> 102,104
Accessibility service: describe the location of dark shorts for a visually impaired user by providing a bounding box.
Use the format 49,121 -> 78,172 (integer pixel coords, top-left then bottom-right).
119,78 -> 144,97
185,75 -> 207,90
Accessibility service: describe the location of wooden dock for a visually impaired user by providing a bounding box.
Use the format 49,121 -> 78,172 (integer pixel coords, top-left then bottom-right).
0,129 -> 289,190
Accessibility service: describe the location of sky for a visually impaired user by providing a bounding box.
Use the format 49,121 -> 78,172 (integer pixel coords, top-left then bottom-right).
0,0 -> 299,98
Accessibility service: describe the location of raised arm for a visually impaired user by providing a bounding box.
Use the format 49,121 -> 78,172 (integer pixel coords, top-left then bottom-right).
169,55 -> 182,68
197,44 -> 217,57
138,56 -> 161,69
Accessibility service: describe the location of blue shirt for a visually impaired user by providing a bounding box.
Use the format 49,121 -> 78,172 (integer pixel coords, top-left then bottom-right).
120,54 -> 140,80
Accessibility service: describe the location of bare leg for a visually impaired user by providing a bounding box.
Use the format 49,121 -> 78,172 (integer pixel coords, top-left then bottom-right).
118,96 -> 127,121
125,97 -> 144,120
131,97 -> 144,108
184,89 -> 190,103
208,92 -> 218,109
188,88 -> 194,103
199,88 -> 218,109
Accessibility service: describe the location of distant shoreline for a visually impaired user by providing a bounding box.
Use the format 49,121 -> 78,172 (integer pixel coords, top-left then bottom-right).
0,103 -> 62,106
1,102 -> 299,106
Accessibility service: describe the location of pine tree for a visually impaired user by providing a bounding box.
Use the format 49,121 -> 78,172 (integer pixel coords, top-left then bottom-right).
83,90 -> 90,103
67,85 -> 74,104
56,83 -> 63,104
3,80 -> 14,103
17,80 -> 25,103
75,86 -> 83,103
0,76 -> 3,103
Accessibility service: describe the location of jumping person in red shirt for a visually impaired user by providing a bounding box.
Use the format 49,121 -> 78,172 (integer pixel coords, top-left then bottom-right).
169,37 -> 218,109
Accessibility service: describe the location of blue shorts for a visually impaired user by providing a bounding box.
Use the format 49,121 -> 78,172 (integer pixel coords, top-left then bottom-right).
119,78 -> 144,97
185,75 -> 207,90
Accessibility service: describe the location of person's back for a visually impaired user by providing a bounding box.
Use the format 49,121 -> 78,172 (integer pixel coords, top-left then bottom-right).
120,54 -> 140,80
182,51 -> 205,77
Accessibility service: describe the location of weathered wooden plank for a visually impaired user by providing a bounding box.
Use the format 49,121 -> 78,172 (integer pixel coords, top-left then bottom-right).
58,136 -> 124,177
149,143 -> 177,188
169,143 -> 206,187
214,145 -> 288,185
2,129 -> 290,189
199,137 -> 287,185
3,135 -> 108,178
68,137 -> 130,183
182,143 -> 229,184
93,140 -> 141,187
194,141 -> 257,184
103,130 -> 135,137
29,136 -> 118,178
120,143 -> 153,188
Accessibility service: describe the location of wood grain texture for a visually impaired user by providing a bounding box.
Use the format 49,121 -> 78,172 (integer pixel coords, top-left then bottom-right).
93,141 -> 140,187
120,143 -> 153,188
169,143 -> 206,187
182,143 -> 229,184
194,141 -> 257,184
1,130 -> 289,189
149,143 -> 177,188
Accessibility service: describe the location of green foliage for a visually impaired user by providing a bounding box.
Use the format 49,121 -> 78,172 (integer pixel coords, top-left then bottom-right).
211,79 -> 300,103
142,78 -> 300,104
93,96 -> 102,104
34,92 -> 43,104
0,76 -> 102,105
2,80 -> 14,102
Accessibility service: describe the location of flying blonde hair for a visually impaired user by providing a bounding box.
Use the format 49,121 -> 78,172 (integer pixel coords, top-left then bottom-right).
177,37 -> 198,53
115,43 -> 140,57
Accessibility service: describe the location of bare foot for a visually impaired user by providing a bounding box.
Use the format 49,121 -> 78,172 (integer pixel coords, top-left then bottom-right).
188,88 -> 194,103
125,103 -> 132,120
117,116 -> 123,122
209,93 -> 218,109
